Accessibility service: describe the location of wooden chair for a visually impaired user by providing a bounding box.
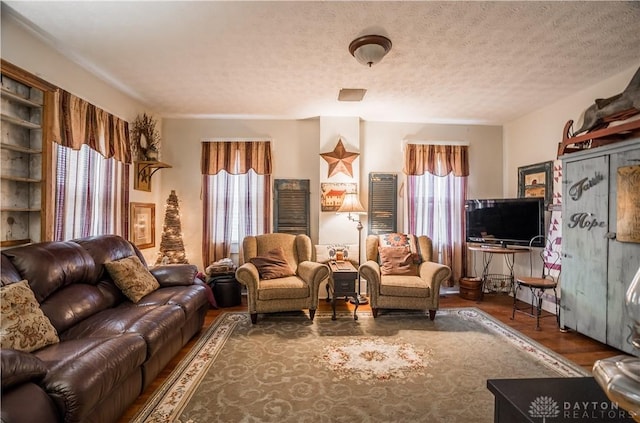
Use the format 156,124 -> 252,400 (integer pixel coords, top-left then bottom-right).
512,235 -> 561,330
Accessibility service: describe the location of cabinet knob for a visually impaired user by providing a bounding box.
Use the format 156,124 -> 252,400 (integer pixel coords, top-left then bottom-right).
605,232 -> 617,240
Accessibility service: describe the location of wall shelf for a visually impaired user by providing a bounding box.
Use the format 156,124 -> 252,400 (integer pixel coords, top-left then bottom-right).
134,161 -> 171,192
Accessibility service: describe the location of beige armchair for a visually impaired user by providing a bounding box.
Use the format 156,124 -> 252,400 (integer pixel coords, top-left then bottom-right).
359,233 -> 451,320
236,233 -> 330,324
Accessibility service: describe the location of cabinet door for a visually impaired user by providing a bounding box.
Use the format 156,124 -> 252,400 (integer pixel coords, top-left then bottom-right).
561,154 -> 609,343
606,146 -> 640,356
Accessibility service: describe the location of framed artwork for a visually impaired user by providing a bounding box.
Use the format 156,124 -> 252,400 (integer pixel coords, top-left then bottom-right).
130,202 -> 155,249
320,182 -> 356,212
518,161 -> 553,208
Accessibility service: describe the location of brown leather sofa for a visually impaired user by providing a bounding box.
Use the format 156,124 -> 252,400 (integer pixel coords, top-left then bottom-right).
0,235 -> 209,423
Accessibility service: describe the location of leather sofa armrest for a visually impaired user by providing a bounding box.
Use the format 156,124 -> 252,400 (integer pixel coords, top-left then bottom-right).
1,348 -> 48,390
150,264 -> 198,287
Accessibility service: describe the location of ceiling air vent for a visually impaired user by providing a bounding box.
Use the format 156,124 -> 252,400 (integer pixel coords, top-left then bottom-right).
338,88 -> 367,102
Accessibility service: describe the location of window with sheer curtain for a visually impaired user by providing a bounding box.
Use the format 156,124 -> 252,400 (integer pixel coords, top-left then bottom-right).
403,143 -> 469,285
52,90 -> 130,241
201,141 -> 272,265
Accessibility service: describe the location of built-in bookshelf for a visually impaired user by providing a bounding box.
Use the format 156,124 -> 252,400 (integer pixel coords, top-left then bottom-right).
0,61 -> 55,248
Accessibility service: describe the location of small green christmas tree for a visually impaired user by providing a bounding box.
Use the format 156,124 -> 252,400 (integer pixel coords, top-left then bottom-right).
155,190 -> 188,264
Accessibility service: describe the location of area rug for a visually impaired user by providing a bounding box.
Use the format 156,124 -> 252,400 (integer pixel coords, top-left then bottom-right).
132,308 -> 588,423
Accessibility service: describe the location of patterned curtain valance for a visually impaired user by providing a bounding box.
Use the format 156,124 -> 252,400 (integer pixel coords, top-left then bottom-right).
201,141 -> 272,175
51,90 -> 131,164
403,144 -> 469,177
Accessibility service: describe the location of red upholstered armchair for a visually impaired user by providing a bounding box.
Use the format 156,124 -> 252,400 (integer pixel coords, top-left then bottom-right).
358,233 -> 451,319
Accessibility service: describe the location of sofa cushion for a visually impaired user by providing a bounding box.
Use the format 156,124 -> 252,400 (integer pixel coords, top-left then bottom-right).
35,335 -> 146,422
2,242 -> 96,303
73,234 -> 140,282
1,280 -> 59,352
105,256 -> 159,303
378,246 -> 418,276
136,284 -> 209,318
61,304 -> 185,358
249,247 -> 295,280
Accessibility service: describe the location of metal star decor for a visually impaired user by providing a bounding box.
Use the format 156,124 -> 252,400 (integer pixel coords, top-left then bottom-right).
320,139 -> 360,178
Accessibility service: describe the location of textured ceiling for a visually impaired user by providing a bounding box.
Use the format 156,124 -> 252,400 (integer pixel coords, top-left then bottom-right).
4,1 -> 640,125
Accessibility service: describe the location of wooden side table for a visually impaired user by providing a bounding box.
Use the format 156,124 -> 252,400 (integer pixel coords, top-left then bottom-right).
329,261 -> 359,321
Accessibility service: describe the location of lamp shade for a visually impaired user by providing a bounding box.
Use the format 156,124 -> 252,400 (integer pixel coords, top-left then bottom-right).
338,193 -> 366,214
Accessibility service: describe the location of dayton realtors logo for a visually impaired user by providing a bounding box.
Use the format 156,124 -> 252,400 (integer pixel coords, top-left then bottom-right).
528,396 -> 635,421
529,396 -> 560,422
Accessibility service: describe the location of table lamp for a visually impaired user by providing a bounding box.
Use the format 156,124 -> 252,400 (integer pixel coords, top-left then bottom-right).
337,192 -> 368,305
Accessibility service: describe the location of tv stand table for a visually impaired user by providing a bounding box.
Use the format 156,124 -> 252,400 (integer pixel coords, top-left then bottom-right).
468,245 -> 529,295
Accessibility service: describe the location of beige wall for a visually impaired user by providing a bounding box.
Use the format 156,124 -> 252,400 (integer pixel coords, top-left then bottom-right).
162,118 -> 503,269
503,62 -> 640,312
1,11 -> 161,264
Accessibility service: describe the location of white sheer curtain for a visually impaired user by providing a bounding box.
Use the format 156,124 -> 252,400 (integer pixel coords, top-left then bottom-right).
205,169 -> 268,259
404,143 -> 469,285
54,144 -> 128,241
201,140 -> 272,265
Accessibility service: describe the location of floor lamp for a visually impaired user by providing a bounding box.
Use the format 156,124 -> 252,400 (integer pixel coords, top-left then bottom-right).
337,193 -> 368,305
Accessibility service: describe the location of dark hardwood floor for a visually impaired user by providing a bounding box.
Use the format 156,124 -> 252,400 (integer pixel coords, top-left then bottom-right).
118,292 -> 623,422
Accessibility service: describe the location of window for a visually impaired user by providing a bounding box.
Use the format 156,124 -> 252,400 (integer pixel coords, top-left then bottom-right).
51,91 -> 130,241
404,143 -> 469,285
201,141 -> 272,265
54,144 -> 129,240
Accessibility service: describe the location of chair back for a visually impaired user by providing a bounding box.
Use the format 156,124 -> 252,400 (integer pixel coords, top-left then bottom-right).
527,235 -> 561,282
365,233 -> 434,264
241,233 -> 313,271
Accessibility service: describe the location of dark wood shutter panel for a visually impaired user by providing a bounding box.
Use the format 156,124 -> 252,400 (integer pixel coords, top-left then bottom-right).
368,173 -> 397,235
274,179 -> 310,236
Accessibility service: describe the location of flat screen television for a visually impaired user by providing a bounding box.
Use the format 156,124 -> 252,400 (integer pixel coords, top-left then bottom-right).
465,198 -> 545,247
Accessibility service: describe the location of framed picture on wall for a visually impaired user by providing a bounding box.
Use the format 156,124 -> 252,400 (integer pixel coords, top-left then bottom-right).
320,182 -> 357,212
518,161 -> 553,209
130,202 -> 155,249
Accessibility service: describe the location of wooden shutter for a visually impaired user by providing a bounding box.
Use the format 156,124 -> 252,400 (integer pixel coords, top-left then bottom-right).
368,173 -> 397,235
273,179 -> 310,236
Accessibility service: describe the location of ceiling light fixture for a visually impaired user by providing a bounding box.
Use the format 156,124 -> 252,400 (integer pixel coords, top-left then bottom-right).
349,34 -> 392,67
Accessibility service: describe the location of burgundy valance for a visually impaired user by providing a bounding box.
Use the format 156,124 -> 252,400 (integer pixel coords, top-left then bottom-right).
201,141 -> 272,175
51,90 -> 131,164
403,144 -> 469,177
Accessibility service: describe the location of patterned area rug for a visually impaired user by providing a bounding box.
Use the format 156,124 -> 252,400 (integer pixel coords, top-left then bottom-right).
132,308 -> 588,423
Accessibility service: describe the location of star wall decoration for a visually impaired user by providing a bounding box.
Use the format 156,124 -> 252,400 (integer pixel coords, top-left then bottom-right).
320,139 -> 360,178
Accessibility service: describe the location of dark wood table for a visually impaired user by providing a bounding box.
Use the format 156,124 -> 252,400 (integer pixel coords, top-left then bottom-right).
329,261 -> 359,321
487,377 -> 636,422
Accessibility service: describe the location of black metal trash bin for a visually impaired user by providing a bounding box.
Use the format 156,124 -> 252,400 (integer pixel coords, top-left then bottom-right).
209,275 -> 242,308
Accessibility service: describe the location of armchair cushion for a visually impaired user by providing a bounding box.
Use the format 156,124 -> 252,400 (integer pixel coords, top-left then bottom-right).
249,247 -> 295,280
104,256 -> 159,303
1,280 -> 59,353
378,246 -> 418,276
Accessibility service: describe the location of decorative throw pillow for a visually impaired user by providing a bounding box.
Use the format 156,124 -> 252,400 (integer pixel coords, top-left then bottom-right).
378,246 -> 418,276
249,247 -> 295,280
378,233 -> 422,265
104,255 -> 160,303
0,280 -> 59,353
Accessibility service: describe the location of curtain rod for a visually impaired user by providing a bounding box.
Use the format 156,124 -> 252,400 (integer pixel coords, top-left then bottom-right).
201,137 -> 272,142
